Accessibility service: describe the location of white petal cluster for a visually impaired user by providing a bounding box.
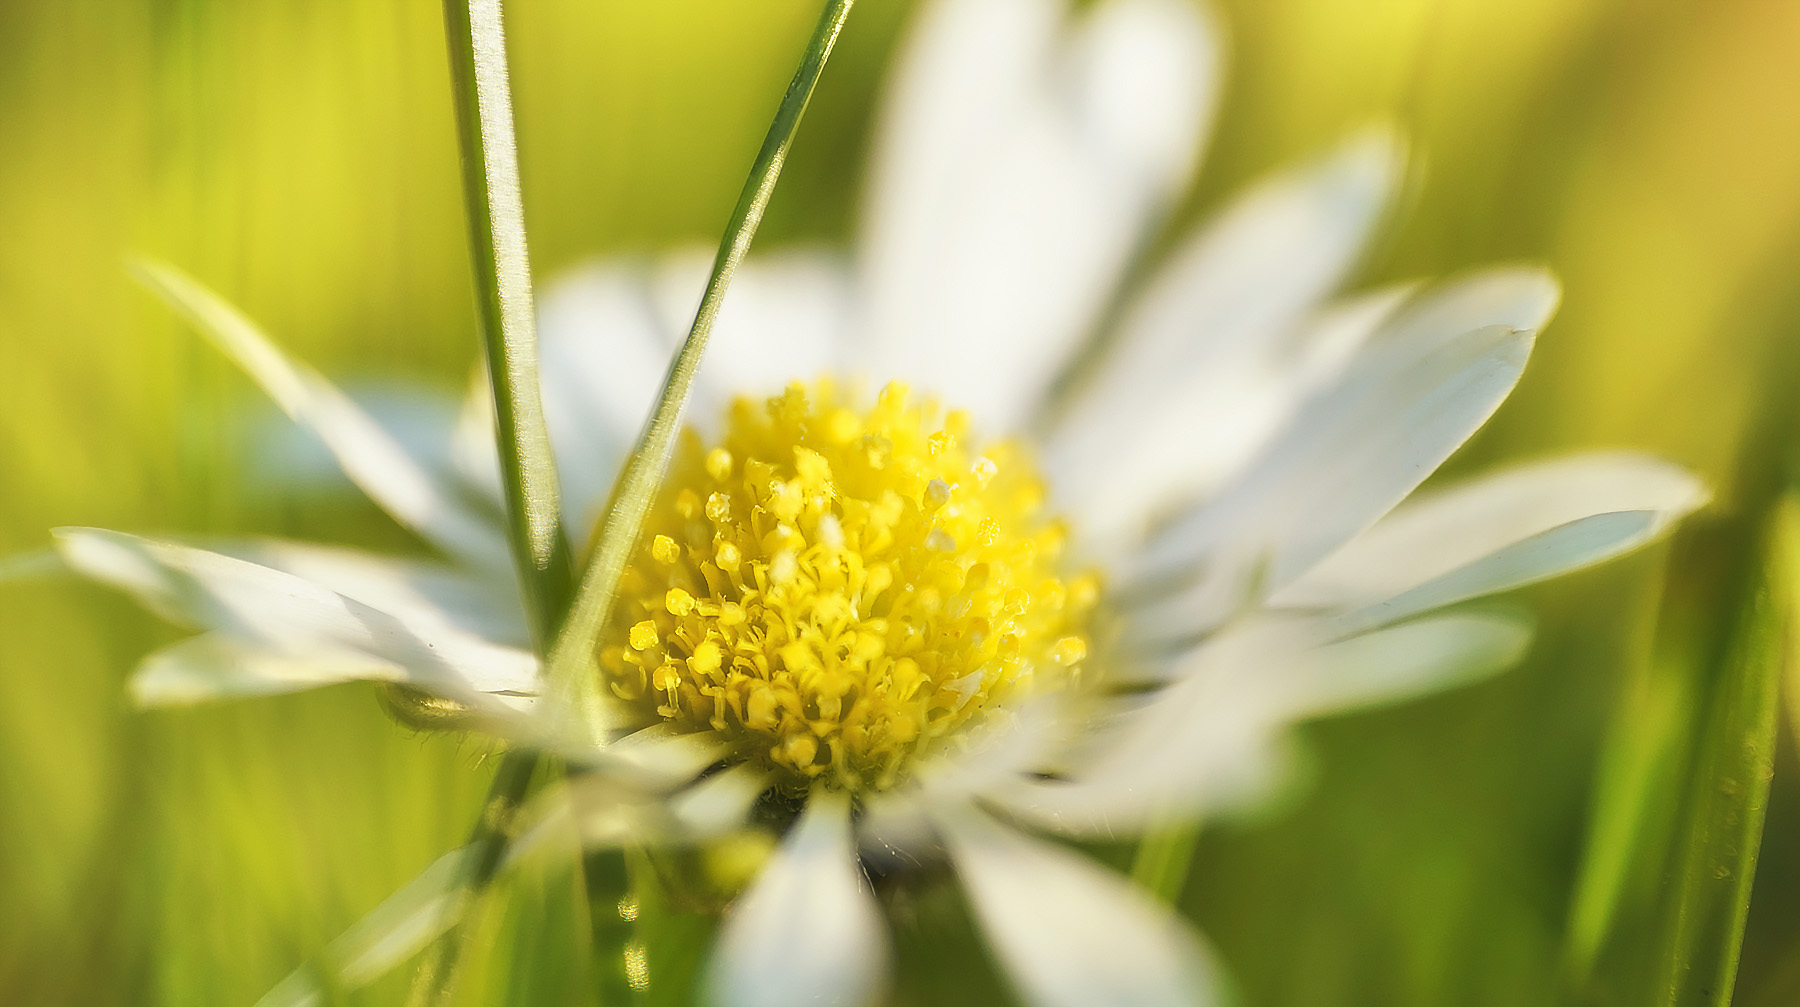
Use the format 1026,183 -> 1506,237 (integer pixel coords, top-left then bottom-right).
60,1 -> 1708,1005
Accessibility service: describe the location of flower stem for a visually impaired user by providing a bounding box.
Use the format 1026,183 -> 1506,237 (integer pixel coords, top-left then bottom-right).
542,0 -> 857,732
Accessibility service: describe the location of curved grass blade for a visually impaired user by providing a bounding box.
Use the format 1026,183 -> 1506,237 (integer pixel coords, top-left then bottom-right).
407,745 -> 542,1006
1654,495 -> 1796,1006
1562,550 -> 1685,993
253,811 -> 595,1007
544,0 -> 857,739
441,0 -> 572,645
129,260 -> 509,572
254,847 -> 474,1007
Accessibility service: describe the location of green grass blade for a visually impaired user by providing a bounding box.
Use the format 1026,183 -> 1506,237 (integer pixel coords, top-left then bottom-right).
544,0 -> 857,740
1563,493 -> 1796,1006
406,750 -> 542,1007
253,847 -> 474,1007
441,0 -> 572,646
402,4 -> 581,1002
1655,496 -> 1795,1006
410,1 -> 619,999
1562,551 -> 1685,992
129,259 -> 511,571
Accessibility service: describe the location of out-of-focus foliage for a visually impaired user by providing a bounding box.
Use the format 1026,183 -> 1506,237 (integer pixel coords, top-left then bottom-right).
2,1 -> 1800,1005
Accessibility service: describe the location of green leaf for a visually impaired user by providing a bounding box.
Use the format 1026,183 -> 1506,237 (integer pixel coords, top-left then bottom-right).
626,846 -> 723,1007
404,747 -> 543,1006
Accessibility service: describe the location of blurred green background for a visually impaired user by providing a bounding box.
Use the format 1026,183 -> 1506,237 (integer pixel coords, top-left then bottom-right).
3,0 -> 1800,1004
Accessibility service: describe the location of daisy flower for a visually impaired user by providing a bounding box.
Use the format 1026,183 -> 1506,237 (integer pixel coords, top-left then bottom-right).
60,0 -> 1706,1004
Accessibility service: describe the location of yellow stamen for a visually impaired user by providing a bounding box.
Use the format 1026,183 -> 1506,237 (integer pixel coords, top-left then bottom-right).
628,621 -> 658,651
598,379 -> 1094,792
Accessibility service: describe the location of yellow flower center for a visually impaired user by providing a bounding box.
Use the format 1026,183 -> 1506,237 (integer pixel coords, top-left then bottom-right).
598,379 -> 1095,792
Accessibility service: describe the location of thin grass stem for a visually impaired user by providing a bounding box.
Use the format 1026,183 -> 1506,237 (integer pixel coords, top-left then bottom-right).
543,0 -> 857,739
410,0 -> 573,1002
442,0 -> 573,644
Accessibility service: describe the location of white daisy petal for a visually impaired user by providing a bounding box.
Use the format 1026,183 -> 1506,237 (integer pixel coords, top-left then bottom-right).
1070,0 -> 1219,185
1052,127 -> 1400,453
535,259 -> 678,529
990,613 -> 1530,835
602,723 -> 731,789
859,0 -> 1218,430
1131,320 -> 1536,636
1332,511 -> 1662,631
1267,611 -> 1534,719
707,791 -> 887,1007
535,249 -> 854,532
545,760 -> 775,851
670,764 -> 776,837
216,538 -> 529,648
448,370 -> 506,507
648,247 -> 853,421
135,261 -> 508,569
55,528 -> 538,702
328,849 -> 470,989
937,807 -> 1225,1007
1275,452 -> 1707,619
537,248 -> 856,529
858,698 -> 1071,860
132,633 -> 400,706
537,248 -> 850,528
1373,264 -> 1560,350
518,760 -> 770,855
1056,284 -> 1412,553
242,381 -> 474,500
983,618 -> 1310,833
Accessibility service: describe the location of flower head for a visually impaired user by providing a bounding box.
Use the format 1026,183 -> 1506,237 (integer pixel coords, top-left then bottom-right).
62,0 -> 1708,1004
605,379 -> 1094,792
